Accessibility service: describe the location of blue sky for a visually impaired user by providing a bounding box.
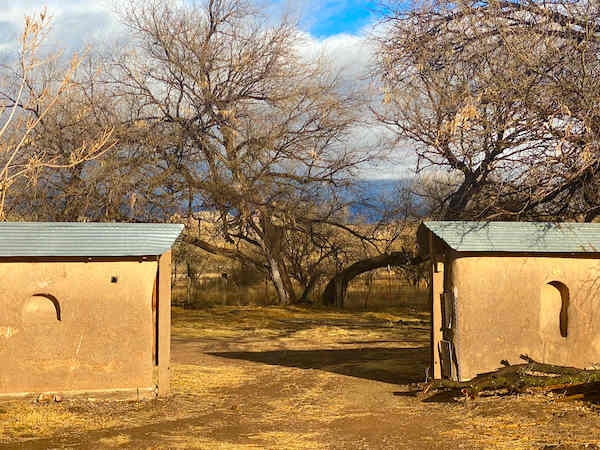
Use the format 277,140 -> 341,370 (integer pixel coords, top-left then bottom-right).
298,0 -> 382,37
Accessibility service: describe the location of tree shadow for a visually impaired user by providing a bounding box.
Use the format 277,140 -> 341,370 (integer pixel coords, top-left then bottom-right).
208,346 -> 431,385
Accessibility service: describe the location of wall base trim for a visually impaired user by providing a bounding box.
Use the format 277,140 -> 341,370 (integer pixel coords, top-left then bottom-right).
0,386 -> 157,401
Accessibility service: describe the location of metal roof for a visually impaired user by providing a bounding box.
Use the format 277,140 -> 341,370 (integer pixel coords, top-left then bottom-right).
0,222 -> 184,257
420,221 -> 600,253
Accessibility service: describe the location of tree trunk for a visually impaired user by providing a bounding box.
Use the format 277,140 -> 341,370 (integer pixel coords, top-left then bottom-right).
299,272 -> 322,303
184,231 -> 296,305
266,253 -> 296,305
322,251 -> 419,307
186,261 -> 193,308
261,215 -> 297,305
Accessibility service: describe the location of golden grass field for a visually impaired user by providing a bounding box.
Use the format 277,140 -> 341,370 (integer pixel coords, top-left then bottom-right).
2,296 -> 600,449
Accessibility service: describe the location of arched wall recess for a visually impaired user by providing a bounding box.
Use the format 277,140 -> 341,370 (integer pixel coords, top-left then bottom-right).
546,281 -> 569,338
22,294 -> 61,324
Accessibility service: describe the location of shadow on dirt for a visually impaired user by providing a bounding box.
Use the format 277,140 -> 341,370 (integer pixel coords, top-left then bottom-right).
208,346 -> 430,385
0,413 -> 219,450
391,389 -> 462,404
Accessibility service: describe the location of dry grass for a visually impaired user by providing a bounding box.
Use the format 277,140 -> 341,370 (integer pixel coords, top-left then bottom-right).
0,401 -> 119,441
97,434 -> 132,447
171,303 -> 430,352
171,364 -> 252,394
439,396 -> 600,449
246,431 -> 323,449
0,363 -> 232,444
260,369 -> 372,425
173,274 -> 428,310
172,303 -> 427,335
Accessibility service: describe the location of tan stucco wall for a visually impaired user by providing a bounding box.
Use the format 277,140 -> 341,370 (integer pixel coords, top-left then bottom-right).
451,255 -> 600,381
0,260 -> 157,395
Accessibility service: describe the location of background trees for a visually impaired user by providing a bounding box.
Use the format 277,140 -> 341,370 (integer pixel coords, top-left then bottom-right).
5,1 -> 401,306
107,0 -> 381,304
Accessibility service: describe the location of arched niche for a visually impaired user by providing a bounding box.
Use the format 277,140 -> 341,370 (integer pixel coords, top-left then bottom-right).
540,280 -> 569,338
22,294 -> 61,325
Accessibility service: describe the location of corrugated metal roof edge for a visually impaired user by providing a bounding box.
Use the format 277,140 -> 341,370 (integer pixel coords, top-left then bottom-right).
0,222 -> 184,257
0,222 -> 184,228
422,220 -> 600,227
418,221 -> 600,254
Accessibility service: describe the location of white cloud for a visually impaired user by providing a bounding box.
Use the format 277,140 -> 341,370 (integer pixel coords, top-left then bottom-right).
0,1 -> 124,55
297,31 -> 375,87
0,21 -> 19,46
294,24 -> 416,179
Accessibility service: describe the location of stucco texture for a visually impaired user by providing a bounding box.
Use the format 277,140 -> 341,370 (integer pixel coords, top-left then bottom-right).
0,260 -> 157,395
451,255 -> 600,381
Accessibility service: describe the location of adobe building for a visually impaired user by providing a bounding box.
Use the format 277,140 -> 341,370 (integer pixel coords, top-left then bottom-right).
417,221 -> 600,381
0,222 -> 183,399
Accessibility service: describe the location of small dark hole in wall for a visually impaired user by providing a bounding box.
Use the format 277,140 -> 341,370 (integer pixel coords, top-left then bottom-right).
111,276 -> 118,283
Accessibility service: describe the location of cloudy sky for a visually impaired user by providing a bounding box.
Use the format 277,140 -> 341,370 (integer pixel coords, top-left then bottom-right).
0,0 -> 382,101
0,1 -> 381,45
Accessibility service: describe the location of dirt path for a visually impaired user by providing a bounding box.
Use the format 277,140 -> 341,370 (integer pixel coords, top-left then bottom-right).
3,306 -> 600,449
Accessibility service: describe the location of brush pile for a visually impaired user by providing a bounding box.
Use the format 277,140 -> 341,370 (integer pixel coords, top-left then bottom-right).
423,354 -> 600,402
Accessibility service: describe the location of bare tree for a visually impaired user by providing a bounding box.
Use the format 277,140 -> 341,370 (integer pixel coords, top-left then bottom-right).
9,51 -> 160,222
374,0 -> 600,222
316,0 -> 600,308
0,10 -> 115,220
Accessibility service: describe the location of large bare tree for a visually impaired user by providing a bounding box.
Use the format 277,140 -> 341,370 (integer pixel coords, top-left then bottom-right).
317,0 -> 600,308
9,50 -> 162,223
107,0 -> 372,304
374,0 -> 600,222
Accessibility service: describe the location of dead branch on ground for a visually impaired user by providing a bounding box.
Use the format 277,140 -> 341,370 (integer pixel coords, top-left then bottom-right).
422,355 -> 600,401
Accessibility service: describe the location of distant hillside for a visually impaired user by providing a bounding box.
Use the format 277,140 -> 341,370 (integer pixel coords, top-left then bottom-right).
341,178 -> 420,223
166,178 -> 420,224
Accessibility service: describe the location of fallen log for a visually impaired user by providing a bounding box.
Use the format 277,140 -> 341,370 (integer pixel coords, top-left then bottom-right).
423,354 -> 600,400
